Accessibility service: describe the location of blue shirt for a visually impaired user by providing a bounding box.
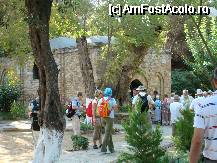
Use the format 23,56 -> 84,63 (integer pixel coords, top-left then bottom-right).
71,97 -> 82,116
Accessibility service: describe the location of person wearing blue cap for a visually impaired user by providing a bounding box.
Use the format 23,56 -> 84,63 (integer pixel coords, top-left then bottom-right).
97,87 -> 117,153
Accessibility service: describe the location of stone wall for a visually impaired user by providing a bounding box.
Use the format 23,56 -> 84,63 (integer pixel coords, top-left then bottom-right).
131,49 -> 171,98
0,46 -> 171,102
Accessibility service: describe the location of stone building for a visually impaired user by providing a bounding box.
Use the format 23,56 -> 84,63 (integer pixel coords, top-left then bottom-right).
0,36 -> 171,101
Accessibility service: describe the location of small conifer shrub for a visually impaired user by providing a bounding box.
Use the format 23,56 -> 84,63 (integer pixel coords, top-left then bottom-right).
119,102 -> 165,163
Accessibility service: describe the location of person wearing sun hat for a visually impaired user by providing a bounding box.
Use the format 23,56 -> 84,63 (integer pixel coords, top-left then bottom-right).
132,85 -> 155,125
132,85 -> 154,110
190,89 -> 204,112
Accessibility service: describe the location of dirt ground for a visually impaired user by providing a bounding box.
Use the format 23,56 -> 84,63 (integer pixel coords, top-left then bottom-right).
0,131 -> 125,163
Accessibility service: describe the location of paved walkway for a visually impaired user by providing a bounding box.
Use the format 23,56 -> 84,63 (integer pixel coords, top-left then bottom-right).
0,120 -> 173,163
0,119 -> 124,132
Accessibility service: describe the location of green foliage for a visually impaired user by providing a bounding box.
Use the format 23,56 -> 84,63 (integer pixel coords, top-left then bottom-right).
119,102 -> 165,163
80,122 -> 94,131
172,69 -> 212,95
0,83 -> 21,112
10,101 -> 27,119
119,104 -> 131,113
173,109 -> 194,152
71,135 -> 89,150
0,0 -> 31,60
92,0 -> 168,84
50,0 -> 94,38
0,112 -> 14,120
184,16 -> 217,80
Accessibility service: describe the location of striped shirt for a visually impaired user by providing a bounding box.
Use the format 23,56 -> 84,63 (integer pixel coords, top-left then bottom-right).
193,91 -> 217,160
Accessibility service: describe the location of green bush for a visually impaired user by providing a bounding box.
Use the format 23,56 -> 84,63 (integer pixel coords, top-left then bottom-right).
0,111 -> 14,120
0,84 -> 21,112
10,101 -> 27,120
80,122 -> 94,131
119,102 -> 165,163
172,69 -> 211,95
71,135 -> 89,150
173,109 -> 194,152
120,104 -> 131,113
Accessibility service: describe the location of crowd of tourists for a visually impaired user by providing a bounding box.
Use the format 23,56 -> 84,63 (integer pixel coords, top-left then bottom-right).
65,88 -> 117,154
27,68 -> 217,162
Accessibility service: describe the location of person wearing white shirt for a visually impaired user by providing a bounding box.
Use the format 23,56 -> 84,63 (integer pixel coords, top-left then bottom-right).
190,89 -> 204,112
189,68 -> 217,163
170,95 -> 183,137
132,85 -> 155,124
132,85 -> 155,108
180,89 -> 194,109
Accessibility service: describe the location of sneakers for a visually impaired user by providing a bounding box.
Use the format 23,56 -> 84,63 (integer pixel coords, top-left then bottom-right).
93,145 -> 98,149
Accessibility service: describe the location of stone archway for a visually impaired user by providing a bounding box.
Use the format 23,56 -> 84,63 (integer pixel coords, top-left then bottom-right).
130,79 -> 142,98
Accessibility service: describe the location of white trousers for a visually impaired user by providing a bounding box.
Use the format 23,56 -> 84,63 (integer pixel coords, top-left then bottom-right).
72,116 -> 80,135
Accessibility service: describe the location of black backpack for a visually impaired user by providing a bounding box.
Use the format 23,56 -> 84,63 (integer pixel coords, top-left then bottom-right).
139,94 -> 149,113
66,102 -> 76,118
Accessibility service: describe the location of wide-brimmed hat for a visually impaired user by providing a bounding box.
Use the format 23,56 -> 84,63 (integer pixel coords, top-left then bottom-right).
136,85 -> 145,91
196,89 -> 203,95
174,95 -> 180,101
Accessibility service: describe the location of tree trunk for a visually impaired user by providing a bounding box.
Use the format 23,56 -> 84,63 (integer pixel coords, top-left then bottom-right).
76,36 -> 95,98
115,46 -> 148,105
25,0 -> 65,162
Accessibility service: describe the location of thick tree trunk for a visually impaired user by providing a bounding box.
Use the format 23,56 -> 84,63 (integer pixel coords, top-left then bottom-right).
25,0 -> 65,162
114,46 -> 148,105
76,36 -> 95,98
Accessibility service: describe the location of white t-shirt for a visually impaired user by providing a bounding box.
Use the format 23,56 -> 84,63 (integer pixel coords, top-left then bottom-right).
190,96 -> 204,112
193,91 -> 217,160
132,92 -> 154,105
170,102 -> 183,123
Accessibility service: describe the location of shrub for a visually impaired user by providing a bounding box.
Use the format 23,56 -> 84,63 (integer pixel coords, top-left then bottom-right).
0,111 -> 14,120
119,104 -> 131,113
172,69 -> 211,95
80,122 -> 94,131
10,101 -> 27,120
0,84 -> 21,112
71,135 -> 89,150
119,102 -> 165,163
173,109 -> 194,152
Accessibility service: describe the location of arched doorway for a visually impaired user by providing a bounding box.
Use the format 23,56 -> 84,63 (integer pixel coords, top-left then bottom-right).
130,79 -> 142,98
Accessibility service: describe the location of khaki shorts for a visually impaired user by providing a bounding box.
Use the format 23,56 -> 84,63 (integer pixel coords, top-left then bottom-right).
93,117 -> 102,141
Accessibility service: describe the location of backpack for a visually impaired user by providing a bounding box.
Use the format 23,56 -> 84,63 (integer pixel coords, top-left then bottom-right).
86,101 -> 93,117
139,94 -> 149,113
32,99 -> 39,112
97,97 -> 111,118
66,102 -> 76,118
